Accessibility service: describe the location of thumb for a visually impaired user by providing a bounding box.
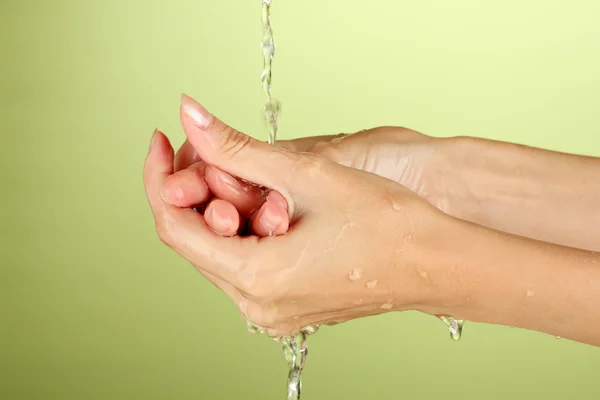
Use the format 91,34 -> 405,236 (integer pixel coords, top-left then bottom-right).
180,94 -> 299,196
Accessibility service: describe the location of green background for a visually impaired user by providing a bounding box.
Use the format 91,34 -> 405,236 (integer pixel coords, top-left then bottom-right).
2,0 -> 600,399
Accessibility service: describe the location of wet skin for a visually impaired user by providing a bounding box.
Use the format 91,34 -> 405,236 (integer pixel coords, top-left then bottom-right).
143,94 -> 600,346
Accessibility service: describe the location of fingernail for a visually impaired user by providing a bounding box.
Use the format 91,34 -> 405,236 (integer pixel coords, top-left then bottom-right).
267,191 -> 288,211
261,206 -> 281,236
149,129 -> 159,151
181,94 -> 213,129
160,187 -> 172,204
218,169 -> 242,192
160,187 -> 183,204
207,204 -> 217,220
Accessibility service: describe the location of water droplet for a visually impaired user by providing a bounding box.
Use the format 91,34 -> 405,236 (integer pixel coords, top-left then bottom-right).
380,303 -> 393,310
526,289 -> 535,297
348,268 -> 363,281
419,271 -> 428,279
439,316 -> 465,341
392,202 -> 401,211
448,320 -> 459,335
556,336 -> 561,340
366,280 -> 378,289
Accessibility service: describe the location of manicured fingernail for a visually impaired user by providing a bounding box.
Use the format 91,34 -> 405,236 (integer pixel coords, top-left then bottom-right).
181,94 -> 213,129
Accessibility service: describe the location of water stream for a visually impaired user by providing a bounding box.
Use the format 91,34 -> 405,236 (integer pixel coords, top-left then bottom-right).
248,2 -> 465,399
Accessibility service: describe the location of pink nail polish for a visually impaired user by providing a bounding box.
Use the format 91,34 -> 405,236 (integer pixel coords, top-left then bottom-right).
181,94 -> 213,129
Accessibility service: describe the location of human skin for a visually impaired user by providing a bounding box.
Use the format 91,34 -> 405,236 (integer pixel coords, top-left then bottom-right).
144,94 -> 600,347
278,130 -> 600,253
170,127 -> 600,252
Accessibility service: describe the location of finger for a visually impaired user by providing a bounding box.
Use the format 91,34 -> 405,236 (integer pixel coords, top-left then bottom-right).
179,94 -> 300,208
161,162 -> 211,207
143,129 -> 175,211
174,139 -> 199,172
204,165 -> 265,216
250,191 -> 289,237
143,129 -> 250,282
204,198 -> 241,237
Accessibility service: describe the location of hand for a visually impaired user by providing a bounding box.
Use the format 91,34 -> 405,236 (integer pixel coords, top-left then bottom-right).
159,120 -> 290,238
165,126 -> 453,235
276,127 -> 452,212
279,130 -> 600,252
143,95 -> 455,336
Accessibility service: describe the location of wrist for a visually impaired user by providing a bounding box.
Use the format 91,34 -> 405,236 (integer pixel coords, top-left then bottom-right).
429,136 -> 491,220
386,196 -> 469,314
400,207 -> 517,319
430,136 -> 548,225
433,136 -> 600,251
412,213 -> 597,338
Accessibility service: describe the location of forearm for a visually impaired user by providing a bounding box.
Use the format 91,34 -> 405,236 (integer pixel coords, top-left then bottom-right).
442,136 -> 600,251
421,217 -> 600,347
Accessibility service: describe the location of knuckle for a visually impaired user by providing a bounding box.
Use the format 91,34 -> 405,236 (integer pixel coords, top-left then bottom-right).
220,127 -> 252,158
309,141 -> 329,152
315,144 -> 343,162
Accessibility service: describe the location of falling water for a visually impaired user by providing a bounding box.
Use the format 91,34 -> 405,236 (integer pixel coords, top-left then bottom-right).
250,1 -> 464,398
255,1 -> 319,399
245,317 -> 319,400
261,0 -> 281,145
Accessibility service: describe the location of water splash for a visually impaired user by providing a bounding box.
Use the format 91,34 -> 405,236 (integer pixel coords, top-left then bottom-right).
245,317 -> 319,400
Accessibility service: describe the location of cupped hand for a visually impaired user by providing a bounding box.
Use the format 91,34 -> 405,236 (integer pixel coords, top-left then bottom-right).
143,95 -> 452,336
160,111 -> 289,238
166,125 -> 456,237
